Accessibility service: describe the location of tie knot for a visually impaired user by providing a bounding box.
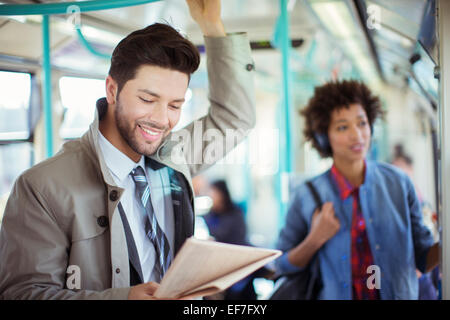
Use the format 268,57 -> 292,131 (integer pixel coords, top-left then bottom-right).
130,166 -> 147,183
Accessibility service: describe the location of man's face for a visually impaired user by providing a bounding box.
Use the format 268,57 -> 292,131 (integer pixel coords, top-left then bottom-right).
112,65 -> 189,159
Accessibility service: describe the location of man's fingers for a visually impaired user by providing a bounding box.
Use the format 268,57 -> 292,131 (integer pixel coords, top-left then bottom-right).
147,281 -> 160,289
143,281 -> 160,295
180,293 -> 200,300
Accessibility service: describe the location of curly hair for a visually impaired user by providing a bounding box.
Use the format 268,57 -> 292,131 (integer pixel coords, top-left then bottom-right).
300,80 -> 384,158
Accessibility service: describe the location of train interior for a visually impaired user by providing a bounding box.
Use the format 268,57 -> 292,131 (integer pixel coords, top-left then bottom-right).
0,0 -> 447,299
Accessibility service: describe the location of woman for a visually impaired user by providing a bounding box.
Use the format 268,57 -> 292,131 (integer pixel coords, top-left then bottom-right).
203,180 -> 266,300
275,80 -> 439,299
203,180 -> 248,246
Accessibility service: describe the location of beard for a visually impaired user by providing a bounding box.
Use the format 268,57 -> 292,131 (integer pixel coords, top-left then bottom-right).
114,98 -> 167,157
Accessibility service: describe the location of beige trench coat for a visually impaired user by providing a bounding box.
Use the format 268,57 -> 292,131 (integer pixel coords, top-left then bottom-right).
0,33 -> 255,299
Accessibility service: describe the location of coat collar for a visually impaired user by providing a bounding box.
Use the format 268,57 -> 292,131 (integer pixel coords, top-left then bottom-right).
330,161 -> 367,200
98,129 -> 145,183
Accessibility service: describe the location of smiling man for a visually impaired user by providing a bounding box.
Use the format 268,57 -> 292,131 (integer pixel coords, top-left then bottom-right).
0,0 -> 255,300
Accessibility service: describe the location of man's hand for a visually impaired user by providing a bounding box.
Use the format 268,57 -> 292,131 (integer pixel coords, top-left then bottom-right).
309,202 -> 340,246
128,282 -> 160,300
186,0 -> 226,37
128,282 -> 200,300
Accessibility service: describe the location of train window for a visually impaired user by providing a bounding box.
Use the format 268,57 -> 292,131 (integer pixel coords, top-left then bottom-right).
0,142 -> 33,194
0,142 -> 34,224
0,70 -> 33,219
0,71 -> 32,141
0,70 -> 35,222
411,42 -> 438,103
59,76 -> 105,139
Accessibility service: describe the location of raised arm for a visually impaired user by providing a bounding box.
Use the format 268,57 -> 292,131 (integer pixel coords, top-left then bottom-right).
186,0 -> 226,37
168,0 -> 256,176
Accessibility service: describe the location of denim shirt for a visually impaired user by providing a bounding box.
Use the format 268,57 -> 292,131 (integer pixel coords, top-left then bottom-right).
275,160 -> 435,300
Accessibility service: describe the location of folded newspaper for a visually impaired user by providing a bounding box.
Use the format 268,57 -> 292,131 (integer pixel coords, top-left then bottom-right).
154,237 -> 281,299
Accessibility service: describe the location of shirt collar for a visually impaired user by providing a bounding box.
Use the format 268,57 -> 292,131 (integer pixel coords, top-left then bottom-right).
97,130 -> 145,183
330,161 -> 366,200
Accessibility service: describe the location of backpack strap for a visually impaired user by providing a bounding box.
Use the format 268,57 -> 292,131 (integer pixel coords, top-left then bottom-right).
305,180 -> 324,299
306,180 -> 323,210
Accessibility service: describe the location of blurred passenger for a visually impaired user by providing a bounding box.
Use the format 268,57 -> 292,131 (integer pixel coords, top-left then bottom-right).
391,144 -> 440,300
275,80 -> 439,300
391,144 -> 439,240
391,145 -> 421,201
203,180 -> 247,245
203,180 -> 267,300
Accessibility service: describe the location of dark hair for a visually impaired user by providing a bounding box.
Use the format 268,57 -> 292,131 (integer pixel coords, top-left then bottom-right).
108,23 -> 200,95
393,144 -> 413,165
211,180 -> 235,213
300,79 -> 384,158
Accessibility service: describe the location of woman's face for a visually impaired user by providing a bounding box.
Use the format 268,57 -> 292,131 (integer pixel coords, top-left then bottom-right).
327,103 -> 371,164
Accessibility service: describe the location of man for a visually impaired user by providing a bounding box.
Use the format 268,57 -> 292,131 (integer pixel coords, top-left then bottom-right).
0,0 -> 255,300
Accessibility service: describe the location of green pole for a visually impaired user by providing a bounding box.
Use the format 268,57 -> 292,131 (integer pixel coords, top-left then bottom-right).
280,0 -> 293,173
0,0 -> 160,16
42,14 -> 53,158
278,0 -> 293,229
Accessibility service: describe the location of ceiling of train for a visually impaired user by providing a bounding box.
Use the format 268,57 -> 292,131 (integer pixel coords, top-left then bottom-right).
0,0 -> 433,89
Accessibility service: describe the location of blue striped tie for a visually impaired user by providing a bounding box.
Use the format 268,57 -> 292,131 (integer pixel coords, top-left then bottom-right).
130,166 -> 171,282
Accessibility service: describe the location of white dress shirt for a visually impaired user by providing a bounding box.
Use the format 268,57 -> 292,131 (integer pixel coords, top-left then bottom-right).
98,130 -> 174,282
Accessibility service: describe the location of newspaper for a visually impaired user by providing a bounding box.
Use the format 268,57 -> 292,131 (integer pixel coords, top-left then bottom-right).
154,237 -> 281,299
